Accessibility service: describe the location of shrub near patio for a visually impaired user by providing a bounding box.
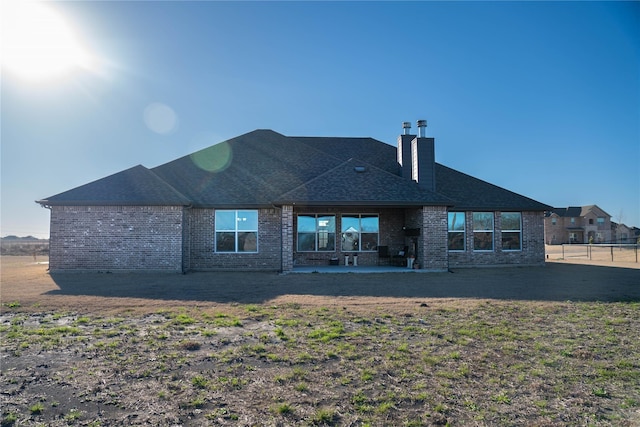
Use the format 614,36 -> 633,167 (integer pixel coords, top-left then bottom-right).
1,301 -> 639,426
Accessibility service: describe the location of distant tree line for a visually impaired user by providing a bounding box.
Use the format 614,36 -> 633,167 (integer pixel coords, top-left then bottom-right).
1,237 -> 49,256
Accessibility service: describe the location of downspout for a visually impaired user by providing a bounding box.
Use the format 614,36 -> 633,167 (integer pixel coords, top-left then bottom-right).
37,202 -> 52,271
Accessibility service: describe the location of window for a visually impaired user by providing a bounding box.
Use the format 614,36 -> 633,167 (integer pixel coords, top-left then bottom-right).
501,212 -> 521,250
551,217 -> 557,225
297,214 -> 336,252
448,212 -> 465,251
597,217 -> 605,224
589,218 -> 594,225
473,212 -> 494,251
215,210 -> 258,252
341,214 -> 379,251
570,217 -> 575,224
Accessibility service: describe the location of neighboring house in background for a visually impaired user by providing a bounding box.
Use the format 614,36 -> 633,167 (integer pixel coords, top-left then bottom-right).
37,122 -> 550,273
544,205 -> 612,244
612,222 -> 639,244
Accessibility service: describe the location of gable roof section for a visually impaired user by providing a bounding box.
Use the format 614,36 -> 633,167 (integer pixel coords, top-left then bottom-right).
275,158 -> 454,206
580,205 -> 610,218
37,165 -> 190,206
296,136 -> 548,211
549,205 -> 610,218
435,164 -> 550,211
151,130 -> 345,207
549,207 -> 583,217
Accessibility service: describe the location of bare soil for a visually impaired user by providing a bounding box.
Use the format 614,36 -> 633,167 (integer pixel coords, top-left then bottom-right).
1,256 -> 639,315
1,256 -> 639,426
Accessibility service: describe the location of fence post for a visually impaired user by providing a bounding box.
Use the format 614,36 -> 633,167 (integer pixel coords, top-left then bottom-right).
611,245 -> 614,262
562,244 -> 565,259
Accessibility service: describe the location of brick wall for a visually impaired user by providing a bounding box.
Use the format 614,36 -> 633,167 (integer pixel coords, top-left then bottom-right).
544,214 -> 566,244
48,205 -> 546,272
448,211 -> 545,267
187,207 -> 282,271
418,206 -> 449,271
49,205 -> 183,271
281,205 -> 294,272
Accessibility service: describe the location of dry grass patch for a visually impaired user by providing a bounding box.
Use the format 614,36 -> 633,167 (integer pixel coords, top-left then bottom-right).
2,300 -> 640,426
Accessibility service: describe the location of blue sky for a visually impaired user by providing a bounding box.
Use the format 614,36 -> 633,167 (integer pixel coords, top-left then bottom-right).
2,1 -> 639,238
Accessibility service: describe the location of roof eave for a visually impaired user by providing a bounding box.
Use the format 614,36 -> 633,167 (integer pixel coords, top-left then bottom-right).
449,205 -> 551,212
273,200 -> 455,207
35,200 -> 191,207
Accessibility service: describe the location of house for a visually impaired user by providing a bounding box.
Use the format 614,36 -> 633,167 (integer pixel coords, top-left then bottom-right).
612,222 -> 639,244
37,121 -> 550,273
544,205 -> 612,244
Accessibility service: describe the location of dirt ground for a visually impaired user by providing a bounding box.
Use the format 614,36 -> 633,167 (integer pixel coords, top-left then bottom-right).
1,256 -> 639,315
1,257 -> 639,426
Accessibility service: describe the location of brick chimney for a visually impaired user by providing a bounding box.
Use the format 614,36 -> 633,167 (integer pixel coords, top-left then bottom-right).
411,120 -> 436,192
397,121 -> 414,180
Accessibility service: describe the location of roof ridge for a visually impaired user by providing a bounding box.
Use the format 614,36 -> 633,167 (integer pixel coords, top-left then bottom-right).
144,166 -> 191,204
276,156 -> 454,204
275,158 -> 356,201
36,164 -> 191,206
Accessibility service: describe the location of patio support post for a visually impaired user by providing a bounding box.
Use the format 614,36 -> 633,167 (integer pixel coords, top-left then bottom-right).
421,205 -> 449,271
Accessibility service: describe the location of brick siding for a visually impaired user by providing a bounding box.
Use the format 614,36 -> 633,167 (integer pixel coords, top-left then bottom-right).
420,206 -> 449,271
48,205 -> 546,272
187,208 -> 282,271
448,211 -> 545,267
48,205 -> 183,272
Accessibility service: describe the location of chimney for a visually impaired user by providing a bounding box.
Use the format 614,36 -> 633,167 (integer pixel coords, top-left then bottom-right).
397,121 -> 414,180
411,119 -> 436,192
417,119 -> 427,137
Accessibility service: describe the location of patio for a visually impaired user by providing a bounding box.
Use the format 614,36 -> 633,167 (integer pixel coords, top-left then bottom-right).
290,265 -> 430,274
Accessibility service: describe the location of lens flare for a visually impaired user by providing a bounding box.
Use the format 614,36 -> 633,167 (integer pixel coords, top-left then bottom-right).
143,103 -> 178,134
190,141 -> 233,172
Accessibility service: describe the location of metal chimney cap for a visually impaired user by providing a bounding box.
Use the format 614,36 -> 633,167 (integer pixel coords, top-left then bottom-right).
417,119 -> 427,137
402,121 -> 412,129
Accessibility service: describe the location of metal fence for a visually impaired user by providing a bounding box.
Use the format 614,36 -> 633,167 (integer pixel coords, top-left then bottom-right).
553,244 -> 639,263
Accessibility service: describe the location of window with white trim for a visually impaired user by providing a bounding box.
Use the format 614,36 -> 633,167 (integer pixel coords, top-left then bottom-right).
501,212 -> 521,251
341,214 -> 379,252
448,212 -> 465,251
473,212 -> 494,251
215,210 -> 258,252
297,214 -> 336,252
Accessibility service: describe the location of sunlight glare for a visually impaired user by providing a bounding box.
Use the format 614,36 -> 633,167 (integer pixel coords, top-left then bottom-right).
1,1 -> 94,81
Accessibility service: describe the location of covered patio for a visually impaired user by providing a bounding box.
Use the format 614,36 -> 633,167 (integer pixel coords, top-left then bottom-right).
289,265 -> 431,274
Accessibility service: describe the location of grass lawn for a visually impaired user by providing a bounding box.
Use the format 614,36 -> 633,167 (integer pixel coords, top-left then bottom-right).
2,299 -> 639,426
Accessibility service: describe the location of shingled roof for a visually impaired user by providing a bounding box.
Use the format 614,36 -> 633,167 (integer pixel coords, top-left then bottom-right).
37,129 -> 549,211
435,164 -> 550,211
36,165 -> 191,206
547,205 -> 610,218
275,158 -> 454,206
